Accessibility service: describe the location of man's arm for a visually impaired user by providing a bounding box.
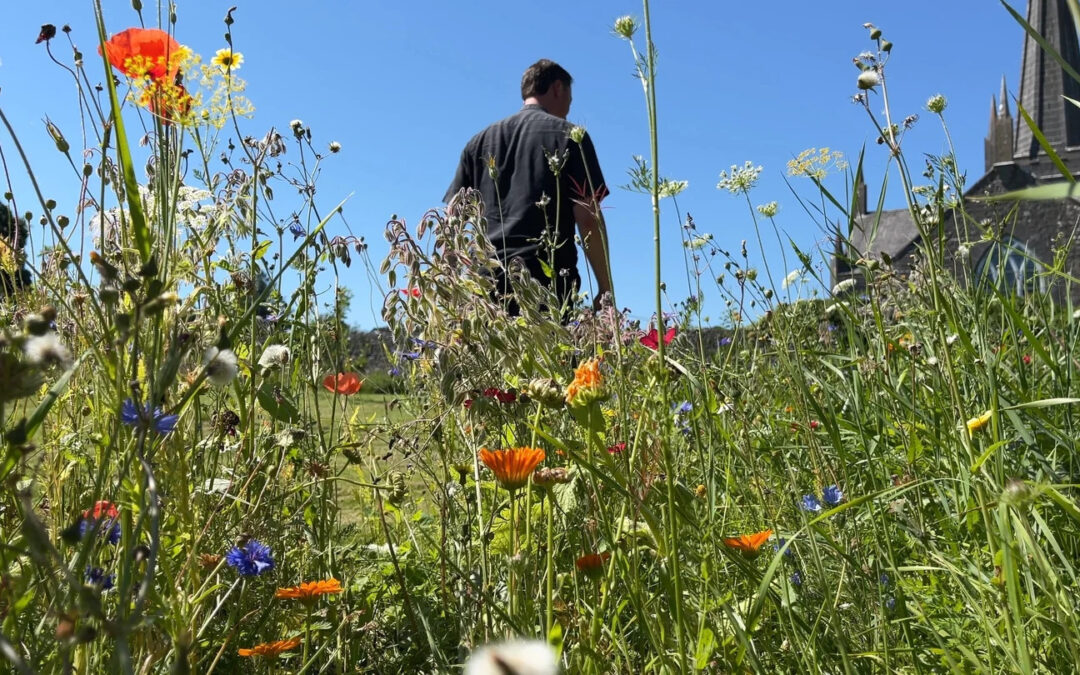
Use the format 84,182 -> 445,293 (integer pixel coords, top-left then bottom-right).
573,203 -> 613,306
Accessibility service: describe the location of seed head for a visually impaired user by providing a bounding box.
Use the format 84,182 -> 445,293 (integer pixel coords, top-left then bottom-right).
613,15 -> 638,40
925,94 -> 947,114
857,70 -> 881,90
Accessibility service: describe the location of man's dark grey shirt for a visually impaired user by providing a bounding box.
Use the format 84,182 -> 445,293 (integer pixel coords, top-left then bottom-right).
444,104 -> 606,284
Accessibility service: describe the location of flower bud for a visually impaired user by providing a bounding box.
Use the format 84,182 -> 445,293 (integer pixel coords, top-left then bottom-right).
568,125 -> 586,144
45,119 -> 69,154
926,94 -> 947,114
613,15 -> 638,40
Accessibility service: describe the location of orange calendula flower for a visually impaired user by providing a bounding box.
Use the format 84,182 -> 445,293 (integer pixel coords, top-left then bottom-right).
565,357 -> 606,407
322,372 -> 363,395
275,578 -> 343,600
237,636 -> 301,658
478,447 -> 546,490
722,529 -> 773,555
575,552 -> 611,579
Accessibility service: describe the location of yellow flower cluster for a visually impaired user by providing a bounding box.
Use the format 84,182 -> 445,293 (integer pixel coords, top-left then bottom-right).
787,147 -> 849,180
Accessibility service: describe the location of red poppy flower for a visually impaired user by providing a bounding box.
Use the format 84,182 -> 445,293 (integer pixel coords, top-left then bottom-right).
575,552 -> 611,579
1022,354 -> 1032,365
809,420 -> 820,430
640,327 -> 676,350
400,287 -> 421,298
607,442 -> 627,455
99,27 -> 183,81
322,372 -> 362,395
83,500 -> 119,520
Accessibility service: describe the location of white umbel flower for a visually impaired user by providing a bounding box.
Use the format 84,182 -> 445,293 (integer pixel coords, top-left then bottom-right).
831,278 -> 856,295
203,347 -> 239,387
258,344 -> 290,370
24,332 -> 72,368
464,640 -> 558,675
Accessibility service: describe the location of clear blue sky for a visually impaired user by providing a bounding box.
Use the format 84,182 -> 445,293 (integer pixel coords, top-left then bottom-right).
1,1 -> 1027,328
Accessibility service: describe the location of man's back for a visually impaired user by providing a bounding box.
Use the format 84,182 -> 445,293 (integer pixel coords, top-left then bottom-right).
444,104 -> 605,283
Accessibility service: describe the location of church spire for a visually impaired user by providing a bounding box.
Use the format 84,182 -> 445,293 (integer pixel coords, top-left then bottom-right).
1014,0 -> 1080,162
987,78 -> 1015,171
999,75 -> 1010,117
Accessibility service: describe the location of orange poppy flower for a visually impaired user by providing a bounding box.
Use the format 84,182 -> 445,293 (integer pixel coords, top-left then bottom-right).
275,578 -> 343,600
237,636 -> 301,658
478,447 -> 546,490
575,552 -> 611,579
99,28 -> 184,81
322,372 -> 363,395
722,529 -> 773,554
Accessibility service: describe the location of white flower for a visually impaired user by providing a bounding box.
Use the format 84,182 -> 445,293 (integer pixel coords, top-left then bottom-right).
329,141 -> 341,153
289,119 -> 303,131
831,278 -> 856,295
782,269 -> 804,289
464,640 -> 557,675
203,347 -> 239,387
258,344 -> 290,370
24,332 -> 72,368
857,70 -> 880,90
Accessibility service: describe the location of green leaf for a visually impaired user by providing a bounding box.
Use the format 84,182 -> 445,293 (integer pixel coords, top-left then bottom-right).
1016,100 -> 1074,183
694,627 -> 716,670
1004,398 -> 1080,410
253,239 -> 273,260
26,355 -> 83,439
256,381 -> 300,422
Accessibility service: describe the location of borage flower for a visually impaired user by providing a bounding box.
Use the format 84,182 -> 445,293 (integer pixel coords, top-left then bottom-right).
575,552 -> 611,580
478,447 -> 545,491
322,372 -> 362,395
225,539 -> 274,576
238,636 -> 301,658
722,529 -> 773,556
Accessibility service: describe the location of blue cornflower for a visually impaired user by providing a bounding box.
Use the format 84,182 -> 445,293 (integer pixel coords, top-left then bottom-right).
79,518 -> 121,545
674,401 -> 692,415
773,537 -> 794,558
800,494 -> 822,512
885,596 -> 896,611
719,336 -> 733,346
822,485 -> 844,507
790,571 -> 803,587
879,572 -> 891,587
398,351 -> 422,361
826,323 -> 838,332
85,566 -> 115,590
225,539 -> 274,576
120,399 -> 178,435
388,367 -> 402,377
288,222 -> 306,241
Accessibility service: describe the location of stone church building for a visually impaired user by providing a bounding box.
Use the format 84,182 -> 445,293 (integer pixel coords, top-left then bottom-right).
833,0 -> 1080,297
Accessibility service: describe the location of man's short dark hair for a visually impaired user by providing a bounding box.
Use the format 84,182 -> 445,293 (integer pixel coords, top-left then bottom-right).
521,59 -> 573,100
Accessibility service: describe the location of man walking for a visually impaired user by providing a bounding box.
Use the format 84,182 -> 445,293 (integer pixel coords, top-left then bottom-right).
444,59 -> 612,314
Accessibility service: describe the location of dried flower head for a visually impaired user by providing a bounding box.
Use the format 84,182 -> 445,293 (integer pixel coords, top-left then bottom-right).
203,347 -> 239,386
23,332 -> 72,369
857,70 -> 881,90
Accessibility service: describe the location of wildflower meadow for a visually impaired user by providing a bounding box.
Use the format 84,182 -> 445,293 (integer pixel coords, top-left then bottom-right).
2,2 -> 1080,673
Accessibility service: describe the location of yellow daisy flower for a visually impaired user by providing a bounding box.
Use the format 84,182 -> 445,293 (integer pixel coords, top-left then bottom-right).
211,48 -> 243,71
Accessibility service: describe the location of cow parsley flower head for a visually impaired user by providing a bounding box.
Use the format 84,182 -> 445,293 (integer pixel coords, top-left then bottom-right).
225,539 -> 274,576
717,161 -> 763,195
